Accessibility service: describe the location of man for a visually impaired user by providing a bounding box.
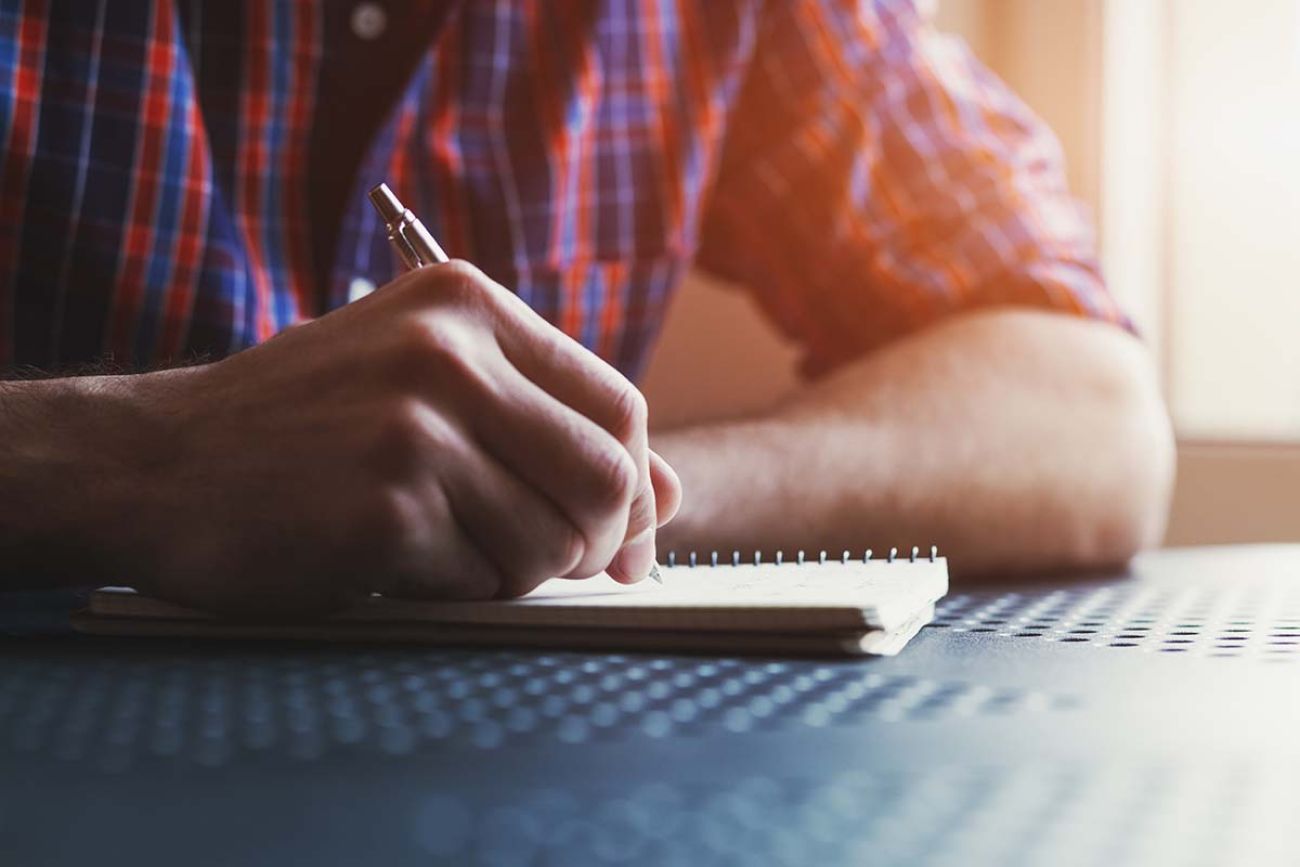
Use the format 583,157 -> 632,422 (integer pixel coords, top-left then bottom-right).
0,0 -> 1173,614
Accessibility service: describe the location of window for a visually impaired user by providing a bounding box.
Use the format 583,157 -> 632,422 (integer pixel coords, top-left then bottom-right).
1105,0 -> 1300,441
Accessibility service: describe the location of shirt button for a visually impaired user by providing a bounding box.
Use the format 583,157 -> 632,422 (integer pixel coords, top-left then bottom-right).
350,3 -> 387,40
348,277 -> 377,303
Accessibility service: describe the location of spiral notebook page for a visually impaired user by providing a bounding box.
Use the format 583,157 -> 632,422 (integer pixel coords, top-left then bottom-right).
460,560 -> 948,632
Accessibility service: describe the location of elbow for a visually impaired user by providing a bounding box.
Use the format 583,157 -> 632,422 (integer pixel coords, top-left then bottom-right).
1074,338 -> 1176,569
1089,430 -> 1174,569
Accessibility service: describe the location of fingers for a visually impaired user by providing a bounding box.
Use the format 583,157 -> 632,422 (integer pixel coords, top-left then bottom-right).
377,403 -> 585,599
648,449 -> 683,526
604,464 -> 658,583
606,449 -> 682,583
389,261 -> 674,584
370,485 -> 508,602
437,432 -> 590,597
457,363 -> 640,578
486,286 -> 662,558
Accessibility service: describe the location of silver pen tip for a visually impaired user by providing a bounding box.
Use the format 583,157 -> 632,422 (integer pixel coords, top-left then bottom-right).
367,182 -> 405,225
649,563 -> 663,584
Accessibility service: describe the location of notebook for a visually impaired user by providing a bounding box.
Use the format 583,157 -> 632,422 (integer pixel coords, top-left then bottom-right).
74,548 -> 948,657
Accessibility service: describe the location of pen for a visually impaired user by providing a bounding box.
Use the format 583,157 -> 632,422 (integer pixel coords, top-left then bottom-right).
368,182 -> 449,267
367,182 -> 662,585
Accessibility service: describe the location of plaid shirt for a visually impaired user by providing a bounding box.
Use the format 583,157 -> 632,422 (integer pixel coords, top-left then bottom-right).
0,0 -> 1125,379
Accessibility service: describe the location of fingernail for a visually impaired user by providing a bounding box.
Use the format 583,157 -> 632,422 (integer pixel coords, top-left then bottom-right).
610,531 -> 656,583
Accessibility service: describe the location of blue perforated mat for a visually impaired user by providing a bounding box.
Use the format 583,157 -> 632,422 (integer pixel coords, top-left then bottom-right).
3,546 -> 1299,866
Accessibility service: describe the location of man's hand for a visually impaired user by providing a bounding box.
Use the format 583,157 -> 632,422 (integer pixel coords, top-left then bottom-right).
1,262 -> 680,614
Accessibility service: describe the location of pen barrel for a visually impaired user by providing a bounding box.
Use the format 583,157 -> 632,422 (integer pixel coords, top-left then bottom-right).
401,218 -> 449,265
367,181 -> 449,270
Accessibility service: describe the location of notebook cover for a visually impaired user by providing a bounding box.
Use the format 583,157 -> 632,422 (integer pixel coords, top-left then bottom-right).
71,603 -> 935,657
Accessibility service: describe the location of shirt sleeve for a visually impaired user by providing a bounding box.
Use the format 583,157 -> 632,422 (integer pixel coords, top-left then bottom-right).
696,0 -> 1131,378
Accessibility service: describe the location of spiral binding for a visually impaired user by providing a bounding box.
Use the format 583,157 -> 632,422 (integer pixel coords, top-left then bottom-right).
663,545 -> 939,568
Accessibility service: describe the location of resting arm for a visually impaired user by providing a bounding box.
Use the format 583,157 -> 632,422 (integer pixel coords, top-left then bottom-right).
651,310 -> 1174,579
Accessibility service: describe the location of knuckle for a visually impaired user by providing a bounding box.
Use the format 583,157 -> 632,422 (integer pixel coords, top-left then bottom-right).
414,260 -> 493,310
490,508 -> 586,590
607,383 -> 648,443
624,491 -> 657,540
488,553 -> 553,600
435,258 -> 487,287
368,398 -> 439,477
551,521 -> 587,576
392,318 -> 499,399
437,557 -> 503,602
493,579 -> 529,600
364,485 -> 426,559
395,316 -> 466,366
589,444 -> 639,512
495,521 -> 582,595
494,564 -> 547,600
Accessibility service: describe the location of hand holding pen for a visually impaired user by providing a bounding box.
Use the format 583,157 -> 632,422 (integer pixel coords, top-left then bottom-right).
89,190 -> 676,615
367,183 -> 670,584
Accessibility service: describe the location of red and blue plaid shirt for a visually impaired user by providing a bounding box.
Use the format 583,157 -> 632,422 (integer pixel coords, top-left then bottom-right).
0,0 -> 1126,379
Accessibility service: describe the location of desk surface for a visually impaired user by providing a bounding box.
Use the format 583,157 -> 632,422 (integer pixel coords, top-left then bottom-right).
3,545 -> 1299,866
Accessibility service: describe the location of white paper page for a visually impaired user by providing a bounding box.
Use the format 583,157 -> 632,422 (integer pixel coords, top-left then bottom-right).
514,560 -> 947,609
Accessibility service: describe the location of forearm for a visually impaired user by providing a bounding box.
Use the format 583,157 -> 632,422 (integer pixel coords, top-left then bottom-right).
652,310 -> 1175,579
0,376 -> 167,590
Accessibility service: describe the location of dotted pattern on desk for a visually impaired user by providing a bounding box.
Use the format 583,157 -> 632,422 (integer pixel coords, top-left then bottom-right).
407,762 -> 1294,866
0,650 -> 1072,772
932,580 -> 1300,660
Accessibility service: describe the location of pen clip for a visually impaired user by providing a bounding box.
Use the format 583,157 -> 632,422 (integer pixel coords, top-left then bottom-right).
387,226 -> 422,270
368,181 -> 450,270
